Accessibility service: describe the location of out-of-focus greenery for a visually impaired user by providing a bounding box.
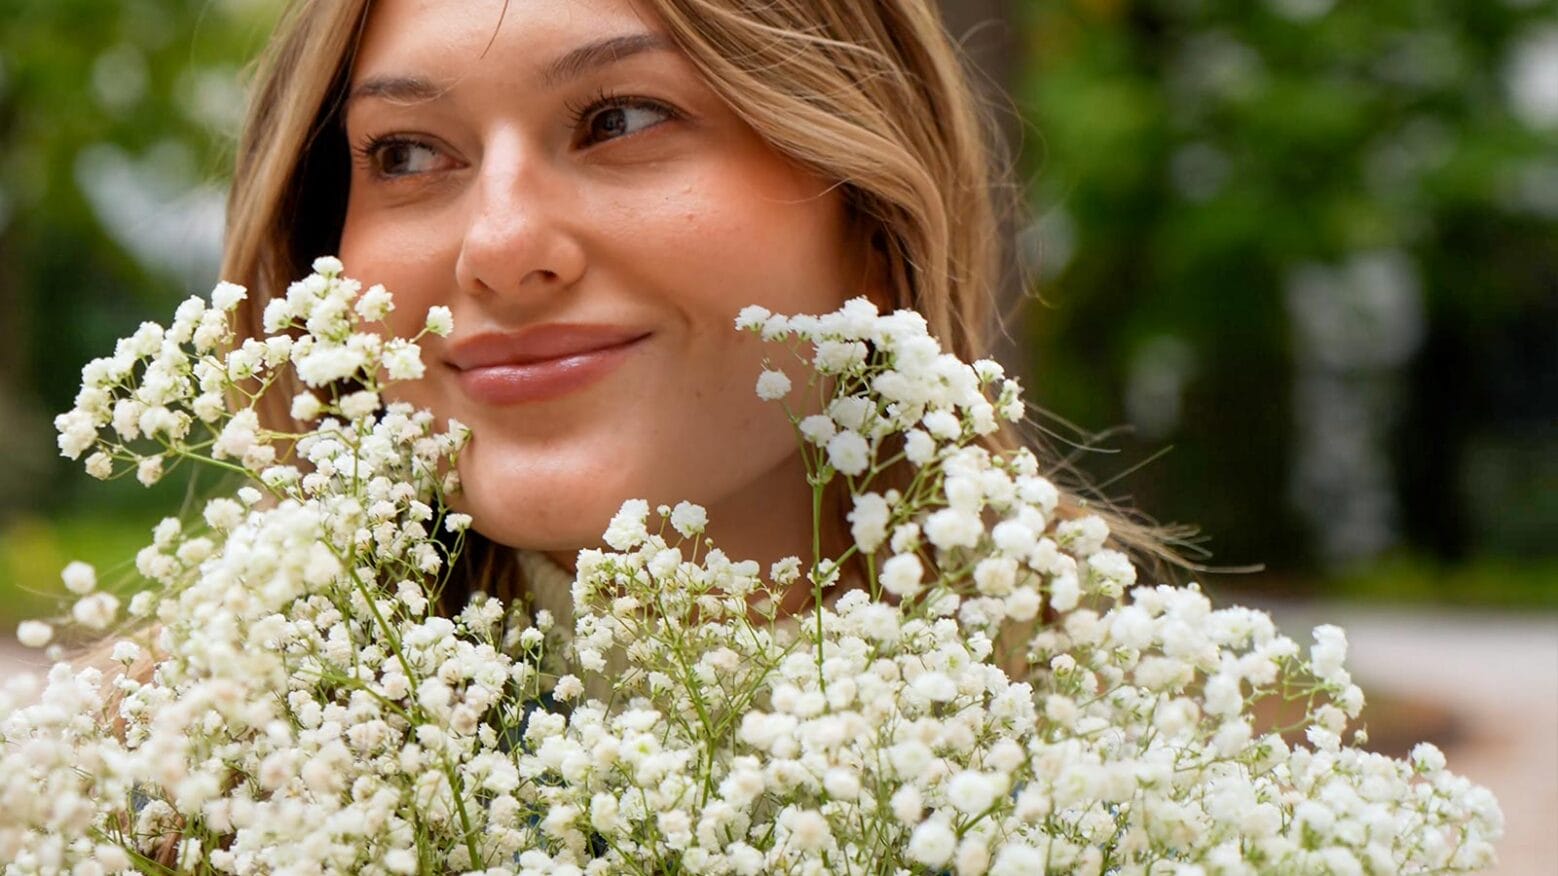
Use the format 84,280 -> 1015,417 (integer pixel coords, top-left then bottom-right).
1,0 -> 1554,626
0,0 -> 276,513
1018,0 -> 1557,595
1318,553 -> 1558,608
0,513 -> 166,623
0,0 -> 280,625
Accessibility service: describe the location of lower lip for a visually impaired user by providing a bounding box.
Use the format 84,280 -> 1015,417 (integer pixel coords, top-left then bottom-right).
454,336 -> 648,405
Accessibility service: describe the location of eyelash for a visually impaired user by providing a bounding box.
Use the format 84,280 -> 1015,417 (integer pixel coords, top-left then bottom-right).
570,86 -> 673,127
349,134 -> 427,178
350,89 -> 680,179
564,87 -> 680,145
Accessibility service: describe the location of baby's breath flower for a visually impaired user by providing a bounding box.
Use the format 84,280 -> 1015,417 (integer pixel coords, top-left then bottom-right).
53,410 -> 96,460
340,390 -> 381,420
784,808 -> 831,852
424,305 -> 454,337
192,392 -> 226,423
136,455 -> 165,486
879,552 -> 924,597
70,592 -> 119,631
922,409 -> 960,441
60,561 -> 96,595
1311,624 -> 1349,682
262,297 -> 294,333
734,304 -> 771,331
383,338 -> 425,381
290,391 -> 323,422
312,255 -> 344,275
210,281 -> 248,311
770,556 -> 801,584
213,409 -> 261,460
923,507 -> 981,551
1087,548 -> 1137,595
603,499 -> 651,551
1057,514 -> 1110,557
825,429 -> 870,476
83,451 -> 113,480
760,313 -> 791,341
355,284 -> 394,321
813,339 -> 867,373
554,675 -> 585,701
754,368 -> 792,401
797,414 -> 835,445
847,492 -> 891,553
16,620 -> 52,648
903,429 -> 936,465
890,522 -> 921,554
669,501 -> 708,538
294,341 -> 364,386
827,395 -> 872,432
201,498 -> 243,531
907,820 -> 956,868
1412,741 -> 1448,774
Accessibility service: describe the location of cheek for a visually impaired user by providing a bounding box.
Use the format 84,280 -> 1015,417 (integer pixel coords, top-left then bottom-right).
339,208 -> 459,336
593,157 -> 854,462
338,212 -> 461,416
590,153 -> 857,321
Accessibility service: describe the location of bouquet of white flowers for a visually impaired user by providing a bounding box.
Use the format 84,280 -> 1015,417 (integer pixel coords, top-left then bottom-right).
2,259 -> 1501,875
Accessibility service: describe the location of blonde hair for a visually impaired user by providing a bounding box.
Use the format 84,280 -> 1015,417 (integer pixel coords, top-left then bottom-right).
222,0 -> 1180,600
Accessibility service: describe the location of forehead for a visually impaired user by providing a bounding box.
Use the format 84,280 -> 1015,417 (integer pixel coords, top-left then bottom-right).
353,0 -> 661,79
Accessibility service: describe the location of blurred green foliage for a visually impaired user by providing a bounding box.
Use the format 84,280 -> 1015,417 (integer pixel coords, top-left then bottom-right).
0,0 -> 1554,625
0,512 -> 166,623
1317,552 -> 1558,608
0,0 -> 280,625
0,0 -> 276,513
1018,0 -> 1557,587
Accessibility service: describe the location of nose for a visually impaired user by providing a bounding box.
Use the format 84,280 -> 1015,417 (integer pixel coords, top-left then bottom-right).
454,137 -> 586,303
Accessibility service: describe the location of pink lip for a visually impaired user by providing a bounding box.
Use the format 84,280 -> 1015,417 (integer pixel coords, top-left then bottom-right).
448,324 -> 651,405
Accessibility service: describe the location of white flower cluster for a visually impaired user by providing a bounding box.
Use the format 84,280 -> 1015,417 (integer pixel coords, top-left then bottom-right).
7,260 -> 495,873
0,279 -> 1500,874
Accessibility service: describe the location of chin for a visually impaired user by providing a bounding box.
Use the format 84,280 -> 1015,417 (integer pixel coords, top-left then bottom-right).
461,497 -> 616,553
453,441 -> 674,553
452,477 -> 613,553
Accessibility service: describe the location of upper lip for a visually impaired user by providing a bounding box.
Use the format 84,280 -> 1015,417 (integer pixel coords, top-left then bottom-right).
446,324 -> 652,371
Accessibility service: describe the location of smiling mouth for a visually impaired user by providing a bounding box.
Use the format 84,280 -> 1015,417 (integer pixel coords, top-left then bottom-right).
450,331 -> 651,405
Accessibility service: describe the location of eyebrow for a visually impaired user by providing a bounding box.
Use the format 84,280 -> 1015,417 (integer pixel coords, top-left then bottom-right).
345,32 -> 673,108
540,32 -> 673,88
345,75 -> 446,108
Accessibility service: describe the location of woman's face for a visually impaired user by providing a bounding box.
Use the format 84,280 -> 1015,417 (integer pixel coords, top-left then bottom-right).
339,0 -> 874,565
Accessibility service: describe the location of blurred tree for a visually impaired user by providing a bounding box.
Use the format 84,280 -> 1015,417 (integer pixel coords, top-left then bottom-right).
1019,0 -> 1558,582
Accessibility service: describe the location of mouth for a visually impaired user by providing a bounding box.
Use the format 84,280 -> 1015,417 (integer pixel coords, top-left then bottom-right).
448,325 -> 652,405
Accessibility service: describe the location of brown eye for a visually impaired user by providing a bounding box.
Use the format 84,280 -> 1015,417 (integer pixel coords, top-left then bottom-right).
374,139 -> 443,176
354,135 -> 452,180
575,99 -> 675,147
